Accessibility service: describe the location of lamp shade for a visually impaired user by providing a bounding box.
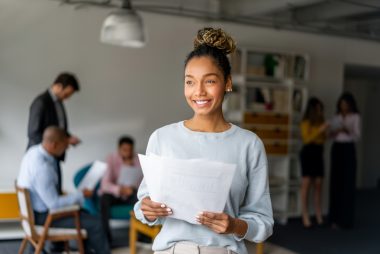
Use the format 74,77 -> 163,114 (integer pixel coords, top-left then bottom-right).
100,9 -> 145,48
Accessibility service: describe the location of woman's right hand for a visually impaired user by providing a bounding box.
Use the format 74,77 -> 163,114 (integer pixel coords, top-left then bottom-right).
319,122 -> 330,132
141,197 -> 172,222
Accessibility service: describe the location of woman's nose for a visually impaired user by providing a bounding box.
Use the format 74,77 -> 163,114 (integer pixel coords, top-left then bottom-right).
194,83 -> 206,96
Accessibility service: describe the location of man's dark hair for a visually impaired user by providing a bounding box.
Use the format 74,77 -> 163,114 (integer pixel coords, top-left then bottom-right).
53,72 -> 80,91
43,126 -> 69,143
118,136 -> 134,147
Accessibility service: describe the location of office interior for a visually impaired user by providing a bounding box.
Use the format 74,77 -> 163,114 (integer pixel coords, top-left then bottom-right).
1,0 -> 379,253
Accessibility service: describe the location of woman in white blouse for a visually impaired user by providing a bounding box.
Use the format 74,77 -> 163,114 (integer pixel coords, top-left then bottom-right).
329,92 -> 360,229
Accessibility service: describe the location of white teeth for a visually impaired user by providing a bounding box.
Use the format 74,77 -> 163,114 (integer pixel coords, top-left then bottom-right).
195,100 -> 208,105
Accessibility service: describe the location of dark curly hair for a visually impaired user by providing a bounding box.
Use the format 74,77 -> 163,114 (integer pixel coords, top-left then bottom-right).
184,27 -> 236,82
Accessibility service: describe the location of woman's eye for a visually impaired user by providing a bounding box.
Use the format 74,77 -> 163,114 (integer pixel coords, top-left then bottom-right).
206,80 -> 216,84
185,80 -> 193,85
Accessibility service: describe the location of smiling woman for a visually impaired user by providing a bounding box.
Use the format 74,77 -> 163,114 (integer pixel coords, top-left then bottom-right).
134,27 -> 274,254
183,28 -> 234,132
184,56 -> 230,122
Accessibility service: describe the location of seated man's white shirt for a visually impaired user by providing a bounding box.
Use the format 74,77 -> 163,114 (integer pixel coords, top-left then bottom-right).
17,145 -> 83,212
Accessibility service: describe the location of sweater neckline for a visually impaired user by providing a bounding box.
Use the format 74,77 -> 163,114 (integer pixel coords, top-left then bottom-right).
179,121 -> 237,138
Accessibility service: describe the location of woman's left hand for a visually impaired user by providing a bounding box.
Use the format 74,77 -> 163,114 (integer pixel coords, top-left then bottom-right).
196,211 -> 247,237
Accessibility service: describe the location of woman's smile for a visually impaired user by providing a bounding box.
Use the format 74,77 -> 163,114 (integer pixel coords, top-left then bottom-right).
193,99 -> 212,107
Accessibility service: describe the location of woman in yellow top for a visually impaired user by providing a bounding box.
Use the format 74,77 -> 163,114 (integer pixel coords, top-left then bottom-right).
300,97 -> 329,228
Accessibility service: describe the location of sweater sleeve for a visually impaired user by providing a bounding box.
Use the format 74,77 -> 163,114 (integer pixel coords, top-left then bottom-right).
134,130 -> 164,226
235,138 -> 274,243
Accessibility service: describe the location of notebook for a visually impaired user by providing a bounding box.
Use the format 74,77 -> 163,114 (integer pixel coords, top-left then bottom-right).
78,160 -> 107,191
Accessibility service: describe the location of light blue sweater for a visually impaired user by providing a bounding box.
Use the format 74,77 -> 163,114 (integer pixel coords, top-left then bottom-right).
134,121 -> 273,254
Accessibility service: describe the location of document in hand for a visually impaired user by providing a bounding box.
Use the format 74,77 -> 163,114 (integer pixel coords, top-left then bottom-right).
329,117 -> 343,130
117,166 -> 143,188
77,160 -> 107,191
138,154 -> 237,224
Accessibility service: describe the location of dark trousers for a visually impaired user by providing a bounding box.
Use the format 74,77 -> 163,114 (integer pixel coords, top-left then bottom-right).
34,210 -> 110,254
100,192 -> 138,242
329,142 -> 357,228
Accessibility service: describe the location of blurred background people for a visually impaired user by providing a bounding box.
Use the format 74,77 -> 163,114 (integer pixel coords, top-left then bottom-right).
27,72 -> 81,194
18,127 -> 110,254
300,97 -> 329,228
99,136 -> 142,244
329,92 -> 361,229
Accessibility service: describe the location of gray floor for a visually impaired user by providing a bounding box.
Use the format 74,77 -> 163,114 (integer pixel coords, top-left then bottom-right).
269,189 -> 380,254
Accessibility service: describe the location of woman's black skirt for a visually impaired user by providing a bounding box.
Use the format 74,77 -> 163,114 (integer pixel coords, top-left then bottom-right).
300,144 -> 324,177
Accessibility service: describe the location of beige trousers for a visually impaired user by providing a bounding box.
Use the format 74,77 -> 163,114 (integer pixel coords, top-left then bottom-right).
154,242 -> 237,254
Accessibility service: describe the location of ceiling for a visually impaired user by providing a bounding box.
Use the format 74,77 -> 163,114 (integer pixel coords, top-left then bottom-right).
59,0 -> 380,43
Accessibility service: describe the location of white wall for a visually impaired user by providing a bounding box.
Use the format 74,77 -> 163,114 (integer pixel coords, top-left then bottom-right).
344,78 -> 371,188
363,83 -> 380,188
345,78 -> 380,188
2,0 -> 380,194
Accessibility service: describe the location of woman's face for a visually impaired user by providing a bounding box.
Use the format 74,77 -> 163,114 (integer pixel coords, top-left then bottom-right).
119,143 -> 133,160
184,56 -> 231,117
316,103 -> 323,116
340,100 -> 350,114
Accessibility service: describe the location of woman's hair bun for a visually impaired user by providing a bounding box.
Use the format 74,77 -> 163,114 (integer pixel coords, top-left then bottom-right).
194,27 -> 236,55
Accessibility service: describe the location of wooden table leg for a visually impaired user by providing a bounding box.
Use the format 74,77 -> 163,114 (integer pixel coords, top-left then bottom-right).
256,242 -> 264,254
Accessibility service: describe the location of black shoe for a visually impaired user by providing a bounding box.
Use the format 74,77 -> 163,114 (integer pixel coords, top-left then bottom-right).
49,243 -> 65,253
331,223 -> 341,230
303,224 -> 314,229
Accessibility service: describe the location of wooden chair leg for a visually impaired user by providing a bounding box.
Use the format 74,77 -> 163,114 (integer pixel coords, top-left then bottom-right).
77,237 -> 85,254
256,242 -> 264,254
74,212 -> 85,254
64,241 -> 70,253
35,215 -> 52,254
18,238 -> 28,254
34,240 -> 45,254
129,219 -> 137,254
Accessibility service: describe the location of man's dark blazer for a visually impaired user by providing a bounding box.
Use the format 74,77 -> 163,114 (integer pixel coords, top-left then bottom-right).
27,90 -> 69,154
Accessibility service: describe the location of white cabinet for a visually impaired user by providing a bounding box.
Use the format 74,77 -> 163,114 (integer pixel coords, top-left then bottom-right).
224,47 -> 309,223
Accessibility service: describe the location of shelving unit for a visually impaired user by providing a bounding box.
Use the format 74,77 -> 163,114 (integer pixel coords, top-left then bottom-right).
224,47 -> 309,224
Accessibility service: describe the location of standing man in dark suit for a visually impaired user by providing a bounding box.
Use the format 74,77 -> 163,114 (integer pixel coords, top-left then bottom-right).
27,72 -> 81,192
27,72 -> 81,253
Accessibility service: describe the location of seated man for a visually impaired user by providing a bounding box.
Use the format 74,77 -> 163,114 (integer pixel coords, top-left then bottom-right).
17,126 -> 110,254
99,136 -> 143,244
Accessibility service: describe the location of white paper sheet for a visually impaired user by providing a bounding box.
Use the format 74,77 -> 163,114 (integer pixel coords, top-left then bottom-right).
329,117 -> 343,131
78,161 -> 107,191
138,154 -> 236,224
117,166 -> 143,188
